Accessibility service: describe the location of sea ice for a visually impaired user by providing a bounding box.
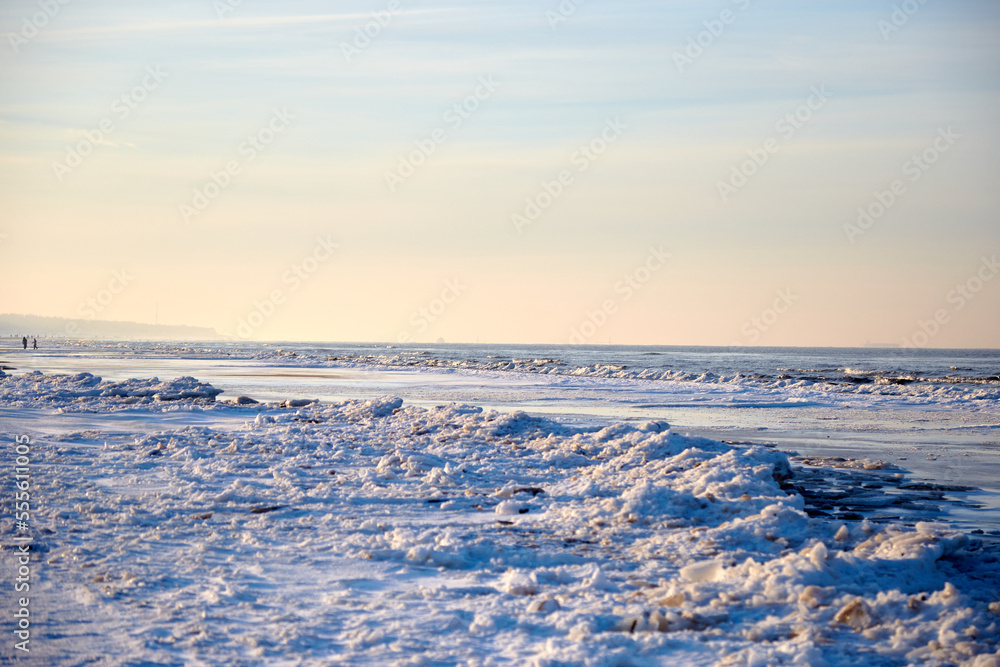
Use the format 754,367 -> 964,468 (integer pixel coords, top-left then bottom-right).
1,370 -> 997,665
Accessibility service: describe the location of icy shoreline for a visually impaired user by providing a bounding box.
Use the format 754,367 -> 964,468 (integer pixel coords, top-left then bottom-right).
11,339 -> 1000,401
2,370 -> 999,665
7,343 -> 1000,508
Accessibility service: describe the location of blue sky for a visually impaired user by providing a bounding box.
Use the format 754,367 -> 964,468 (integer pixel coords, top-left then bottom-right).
1,0 -> 998,346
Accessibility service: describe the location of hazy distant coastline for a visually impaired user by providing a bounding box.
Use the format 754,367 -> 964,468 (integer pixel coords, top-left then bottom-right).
0,313 -> 220,341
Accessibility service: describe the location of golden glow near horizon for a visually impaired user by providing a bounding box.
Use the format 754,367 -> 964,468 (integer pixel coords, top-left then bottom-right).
1,0 -> 998,347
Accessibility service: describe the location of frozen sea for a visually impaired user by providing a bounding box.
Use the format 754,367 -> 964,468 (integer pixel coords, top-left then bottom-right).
10,340 -> 1000,530
1,340 -> 999,665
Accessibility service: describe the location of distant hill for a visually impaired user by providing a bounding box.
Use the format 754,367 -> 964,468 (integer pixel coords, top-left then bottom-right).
0,313 -> 221,340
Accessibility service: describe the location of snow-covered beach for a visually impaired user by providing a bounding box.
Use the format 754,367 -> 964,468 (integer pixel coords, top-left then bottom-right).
6,0 -> 1000,663
2,341 -> 999,665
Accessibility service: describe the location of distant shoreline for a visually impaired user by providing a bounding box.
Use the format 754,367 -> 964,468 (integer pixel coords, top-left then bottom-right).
0,313 -> 220,341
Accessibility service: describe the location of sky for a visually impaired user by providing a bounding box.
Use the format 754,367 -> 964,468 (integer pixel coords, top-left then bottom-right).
1,0 -> 998,347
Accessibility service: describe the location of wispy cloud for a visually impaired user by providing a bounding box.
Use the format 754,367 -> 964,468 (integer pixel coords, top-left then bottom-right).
36,10 -> 447,39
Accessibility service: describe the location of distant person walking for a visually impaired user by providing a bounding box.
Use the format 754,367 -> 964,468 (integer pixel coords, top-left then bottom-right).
22,336 -> 27,350
32,338 -> 37,350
